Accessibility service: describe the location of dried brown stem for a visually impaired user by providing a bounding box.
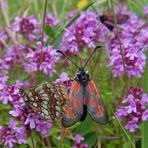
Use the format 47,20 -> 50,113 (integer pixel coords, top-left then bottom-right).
0,0 -> 24,64
0,0 -> 17,45
44,137 -> 52,148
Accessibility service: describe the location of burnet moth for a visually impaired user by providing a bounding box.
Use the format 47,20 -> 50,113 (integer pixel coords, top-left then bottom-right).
99,14 -> 129,31
57,46 -> 109,127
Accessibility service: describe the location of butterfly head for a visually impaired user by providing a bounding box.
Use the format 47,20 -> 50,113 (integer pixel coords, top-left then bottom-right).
57,46 -> 102,82
75,69 -> 90,86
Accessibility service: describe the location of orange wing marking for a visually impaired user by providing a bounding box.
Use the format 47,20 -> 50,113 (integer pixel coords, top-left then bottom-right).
69,81 -> 80,95
96,105 -> 104,117
88,81 -> 100,98
73,99 -> 80,108
90,98 -> 97,106
69,95 -> 74,101
104,21 -> 113,25
83,95 -> 86,105
67,107 -> 75,118
106,14 -> 112,18
117,15 -> 123,20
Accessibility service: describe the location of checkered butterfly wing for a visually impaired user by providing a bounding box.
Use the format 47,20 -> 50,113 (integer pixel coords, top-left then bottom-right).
19,82 -> 69,121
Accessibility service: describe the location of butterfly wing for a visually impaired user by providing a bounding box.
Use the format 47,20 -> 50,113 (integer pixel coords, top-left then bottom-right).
100,14 -> 129,31
99,14 -> 114,31
85,80 -> 108,124
116,14 -> 129,24
61,81 -> 84,127
20,82 -> 69,121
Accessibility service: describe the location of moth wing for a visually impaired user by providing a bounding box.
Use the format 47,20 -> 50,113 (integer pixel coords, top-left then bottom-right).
100,14 -> 128,31
53,83 -> 69,117
61,81 -> 84,127
102,21 -> 114,31
116,14 -> 129,24
99,15 -> 114,31
85,80 -> 108,124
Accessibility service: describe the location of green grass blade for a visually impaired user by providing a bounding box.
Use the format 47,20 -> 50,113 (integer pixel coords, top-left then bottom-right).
52,0 -> 96,45
41,0 -> 48,45
103,94 -> 135,148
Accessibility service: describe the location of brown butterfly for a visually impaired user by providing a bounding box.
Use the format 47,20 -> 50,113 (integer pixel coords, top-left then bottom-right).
19,82 -> 69,121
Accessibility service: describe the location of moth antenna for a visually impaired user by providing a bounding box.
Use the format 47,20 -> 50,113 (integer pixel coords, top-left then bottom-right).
82,46 -> 102,69
57,50 -> 80,69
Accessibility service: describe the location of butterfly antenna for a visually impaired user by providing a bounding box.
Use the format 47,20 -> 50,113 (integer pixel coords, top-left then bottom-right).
57,50 -> 80,69
82,45 -> 102,69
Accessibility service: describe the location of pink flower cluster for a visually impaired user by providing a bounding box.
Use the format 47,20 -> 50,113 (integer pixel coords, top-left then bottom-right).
25,42 -> 60,76
116,86 -> 148,132
73,134 -> 88,148
60,11 -> 109,55
0,12 -> 60,147
108,7 -> 148,78
0,2 -> 148,147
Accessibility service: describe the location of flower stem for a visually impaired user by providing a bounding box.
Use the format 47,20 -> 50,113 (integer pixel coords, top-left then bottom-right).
30,130 -> 36,148
110,0 -> 128,88
40,0 -> 48,70
103,93 -> 135,147
0,0 -> 24,64
44,137 -> 52,148
41,0 -> 48,46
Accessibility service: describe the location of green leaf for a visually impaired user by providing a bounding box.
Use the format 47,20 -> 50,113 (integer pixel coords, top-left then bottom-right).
18,144 -> 28,148
62,139 -> 71,148
52,137 -> 60,147
103,92 -> 134,147
83,132 -> 97,148
43,24 -> 55,38
76,116 -> 93,135
27,138 -> 33,147
63,144 -> 71,148
123,142 -> 131,148
48,127 -> 59,136
36,71 -> 44,83
53,34 -> 62,48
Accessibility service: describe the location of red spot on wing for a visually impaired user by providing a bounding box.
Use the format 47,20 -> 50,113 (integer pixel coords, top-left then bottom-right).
100,14 -> 128,29
89,94 -> 99,106
90,99 -> 97,106
88,81 -> 95,92
70,81 -> 80,94
96,105 -> 104,117
67,107 -> 75,117
69,95 -> 74,101
74,99 -> 80,108
117,15 -> 124,21
88,81 -> 100,98
105,14 -> 112,18
104,20 -> 113,26
83,95 -> 86,105
69,81 -> 81,102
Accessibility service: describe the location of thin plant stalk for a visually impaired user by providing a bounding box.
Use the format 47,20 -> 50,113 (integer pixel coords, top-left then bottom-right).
40,0 -> 48,65
41,0 -> 48,46
104,93 -> 135,148
30,130 -> 36,148
0,0 -> 24,64
110,0 -> 128,88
